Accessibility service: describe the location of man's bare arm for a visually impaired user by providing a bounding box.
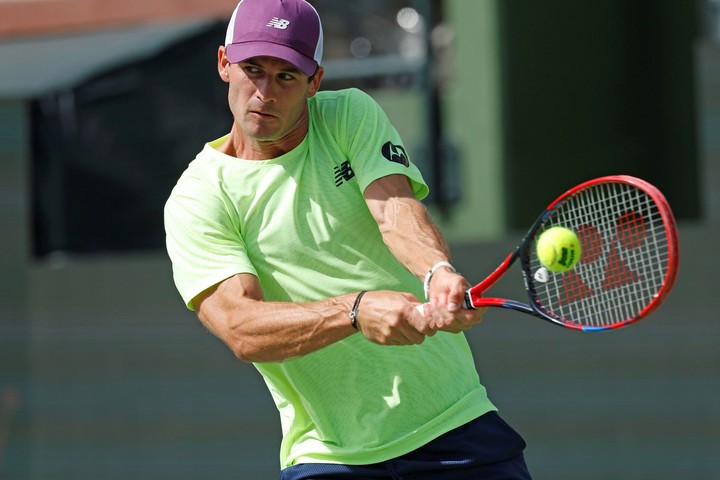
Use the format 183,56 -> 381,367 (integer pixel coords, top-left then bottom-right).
194,273 -> 426,363
364,174 -> 485,331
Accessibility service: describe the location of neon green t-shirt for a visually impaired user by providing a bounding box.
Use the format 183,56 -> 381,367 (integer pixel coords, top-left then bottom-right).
164,88 -> 496,468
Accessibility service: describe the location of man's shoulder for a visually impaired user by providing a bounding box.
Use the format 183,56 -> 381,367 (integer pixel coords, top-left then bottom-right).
309,88 -> 382,135
314,87 -> 369,99
171,143 -> 223,191
312,87 -> 376,109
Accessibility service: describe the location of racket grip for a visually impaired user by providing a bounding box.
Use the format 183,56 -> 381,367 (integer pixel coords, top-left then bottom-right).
463,290 -> 475,309
415,298 -> 475,314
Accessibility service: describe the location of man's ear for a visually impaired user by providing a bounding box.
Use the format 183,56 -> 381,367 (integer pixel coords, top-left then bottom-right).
218,46 -> 231,83
307,66 -> 324,98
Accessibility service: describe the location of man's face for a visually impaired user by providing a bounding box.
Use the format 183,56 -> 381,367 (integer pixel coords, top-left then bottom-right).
219,51 -> 322,146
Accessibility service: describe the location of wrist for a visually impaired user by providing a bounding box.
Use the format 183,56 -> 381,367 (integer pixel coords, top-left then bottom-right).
349,291 -> 367,330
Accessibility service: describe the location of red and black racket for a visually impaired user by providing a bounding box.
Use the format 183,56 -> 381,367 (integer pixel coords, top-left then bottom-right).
462,175 -> 679,331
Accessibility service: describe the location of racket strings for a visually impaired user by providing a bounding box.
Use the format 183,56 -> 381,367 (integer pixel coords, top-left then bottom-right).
529,182 -> 670,328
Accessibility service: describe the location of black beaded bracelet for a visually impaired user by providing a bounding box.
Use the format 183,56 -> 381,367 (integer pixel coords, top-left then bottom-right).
349,291 -> 367,330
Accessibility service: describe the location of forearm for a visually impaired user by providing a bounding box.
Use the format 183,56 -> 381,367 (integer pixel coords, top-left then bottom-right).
378,196 -> 452,280
197,279 -> 358,363
365,175 -> 452,280
232,299 -> 356,363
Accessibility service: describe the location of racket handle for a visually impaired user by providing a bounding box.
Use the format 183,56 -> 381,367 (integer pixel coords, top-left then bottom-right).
463,290 -> 475,309
415,298 -> 474,315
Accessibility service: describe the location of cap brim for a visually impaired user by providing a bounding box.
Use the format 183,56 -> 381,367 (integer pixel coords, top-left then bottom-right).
226,42 -> 318,77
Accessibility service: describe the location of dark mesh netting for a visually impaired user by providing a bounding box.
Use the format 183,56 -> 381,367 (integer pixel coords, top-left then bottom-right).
31,22 -> 232,257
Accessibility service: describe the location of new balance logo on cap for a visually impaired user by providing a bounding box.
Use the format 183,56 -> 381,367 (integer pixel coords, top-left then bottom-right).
225,0 -> 323,77
267,17 -> 290,29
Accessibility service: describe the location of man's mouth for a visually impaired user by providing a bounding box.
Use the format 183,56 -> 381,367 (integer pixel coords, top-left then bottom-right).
250,109 -> 276,119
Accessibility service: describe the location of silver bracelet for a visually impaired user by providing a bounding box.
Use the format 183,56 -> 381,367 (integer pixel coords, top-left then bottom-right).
423,261 -> 457,299
349,291 -> 367,330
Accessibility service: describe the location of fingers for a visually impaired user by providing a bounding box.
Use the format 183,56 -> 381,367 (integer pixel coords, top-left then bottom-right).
356,291 -> 427,346
418,302 -> 485,333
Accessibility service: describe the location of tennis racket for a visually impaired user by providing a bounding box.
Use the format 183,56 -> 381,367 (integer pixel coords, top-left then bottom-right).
458,175 -> 679,332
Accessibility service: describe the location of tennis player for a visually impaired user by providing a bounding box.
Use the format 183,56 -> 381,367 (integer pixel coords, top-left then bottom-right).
164,0 -> 531,478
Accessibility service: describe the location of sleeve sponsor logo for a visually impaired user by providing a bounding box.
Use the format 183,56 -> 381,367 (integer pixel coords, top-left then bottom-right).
381,141 -> 409,167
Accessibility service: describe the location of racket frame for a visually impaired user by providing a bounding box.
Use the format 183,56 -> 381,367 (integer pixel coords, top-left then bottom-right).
463,175 -> 680,331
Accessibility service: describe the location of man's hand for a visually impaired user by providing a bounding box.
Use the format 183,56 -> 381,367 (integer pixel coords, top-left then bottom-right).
421,267 -> 486,333
353,291 -> 430,345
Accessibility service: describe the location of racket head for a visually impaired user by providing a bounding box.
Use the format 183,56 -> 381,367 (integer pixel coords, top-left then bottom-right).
518,175 -> 679,331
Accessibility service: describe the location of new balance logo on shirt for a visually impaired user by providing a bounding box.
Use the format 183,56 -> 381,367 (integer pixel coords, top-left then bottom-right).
267,17 -> 290,29
334,161 -> 356,187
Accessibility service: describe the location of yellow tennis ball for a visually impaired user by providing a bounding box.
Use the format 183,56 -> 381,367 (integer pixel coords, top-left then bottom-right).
536,226 -> 582,272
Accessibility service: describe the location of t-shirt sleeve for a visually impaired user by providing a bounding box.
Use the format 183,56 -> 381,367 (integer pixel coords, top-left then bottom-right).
339,89 -> 429,200
164,168 -> 257,310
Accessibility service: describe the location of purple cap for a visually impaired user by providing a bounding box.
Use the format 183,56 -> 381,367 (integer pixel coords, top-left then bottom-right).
224,0 -> 323,77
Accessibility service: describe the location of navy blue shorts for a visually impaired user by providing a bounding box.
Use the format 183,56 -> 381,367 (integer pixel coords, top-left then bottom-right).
280,411 -> 532,480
